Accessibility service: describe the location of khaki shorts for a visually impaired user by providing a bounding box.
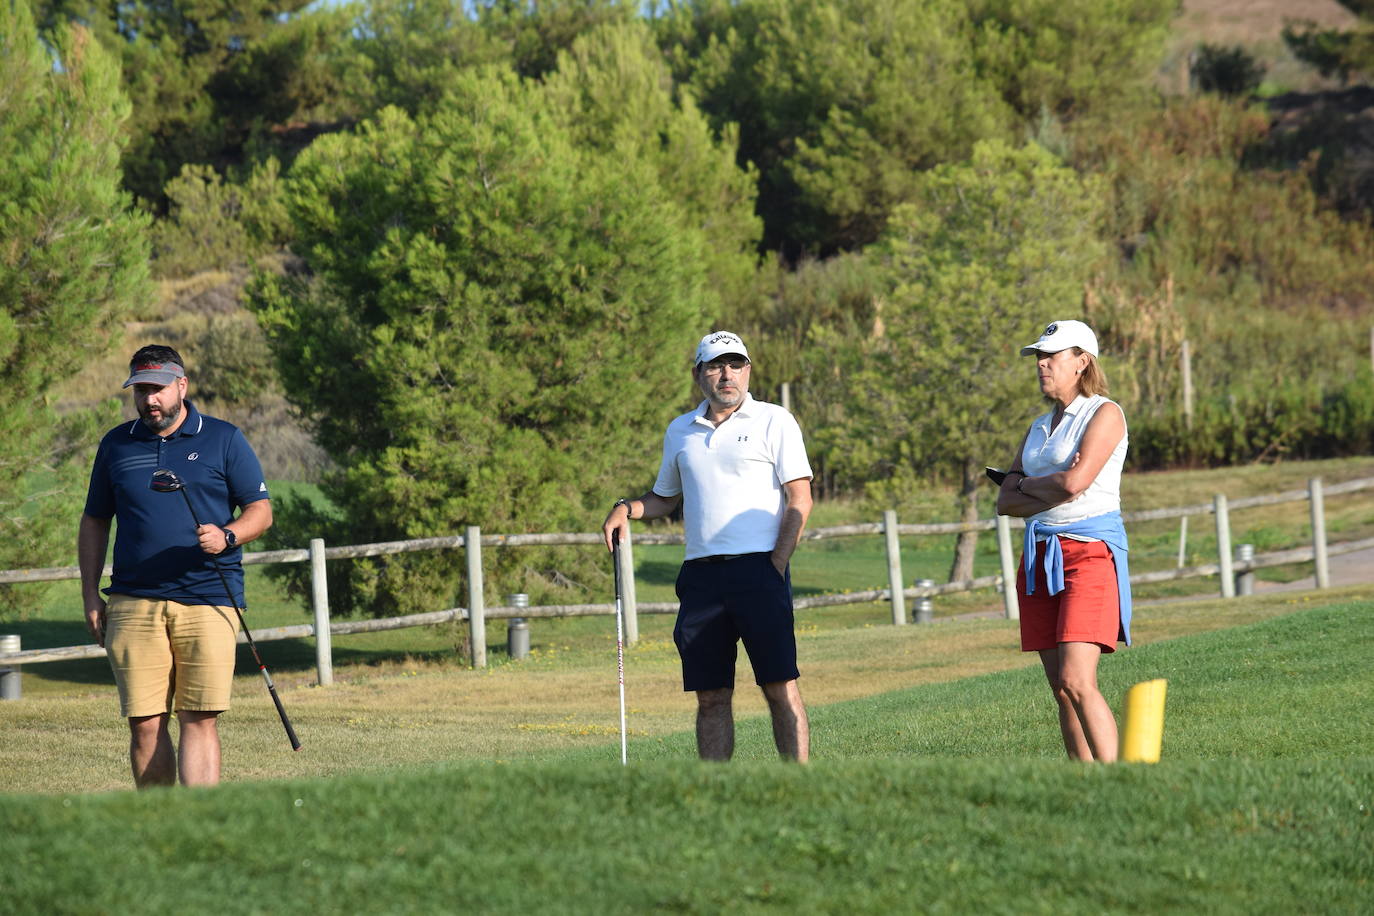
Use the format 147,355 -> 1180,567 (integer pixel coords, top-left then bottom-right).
105,595 -> 240,718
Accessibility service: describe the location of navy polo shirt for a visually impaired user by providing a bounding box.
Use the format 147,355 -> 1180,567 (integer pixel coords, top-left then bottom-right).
84,400 -> 270,608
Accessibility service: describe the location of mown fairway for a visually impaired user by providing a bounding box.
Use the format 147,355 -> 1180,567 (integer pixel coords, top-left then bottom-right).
2,593 -> 1370,913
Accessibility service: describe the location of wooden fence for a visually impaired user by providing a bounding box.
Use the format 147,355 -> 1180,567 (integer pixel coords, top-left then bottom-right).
1,476 -> 1371,697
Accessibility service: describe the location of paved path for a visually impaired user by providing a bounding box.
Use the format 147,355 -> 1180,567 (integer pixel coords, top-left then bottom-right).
1252,544 -> 1374,594
1134,544 -> 1374,606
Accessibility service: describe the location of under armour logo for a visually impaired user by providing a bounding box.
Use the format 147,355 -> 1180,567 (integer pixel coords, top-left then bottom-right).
188,452 -> 199,461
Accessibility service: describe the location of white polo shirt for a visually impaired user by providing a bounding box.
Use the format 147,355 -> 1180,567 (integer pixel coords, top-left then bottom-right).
1021,393 -> 1129,535
653,394 -> 813,560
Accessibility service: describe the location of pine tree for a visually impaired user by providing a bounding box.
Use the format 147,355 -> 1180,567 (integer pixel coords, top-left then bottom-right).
855,141 -> 1106,582
249,68 -> 717,615
0,0 -> 152,617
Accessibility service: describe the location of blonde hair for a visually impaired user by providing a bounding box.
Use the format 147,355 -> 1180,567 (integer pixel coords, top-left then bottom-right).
1077,350 -> 1109,397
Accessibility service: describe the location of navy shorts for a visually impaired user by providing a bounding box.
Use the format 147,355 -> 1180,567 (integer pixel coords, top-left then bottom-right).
673,552 -> 800,691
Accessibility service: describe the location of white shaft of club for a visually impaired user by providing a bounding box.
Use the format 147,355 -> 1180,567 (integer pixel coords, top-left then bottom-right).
616,595 -> 626,766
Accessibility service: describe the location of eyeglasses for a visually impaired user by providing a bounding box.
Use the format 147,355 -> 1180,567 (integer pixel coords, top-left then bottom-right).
699,359 -> 750,375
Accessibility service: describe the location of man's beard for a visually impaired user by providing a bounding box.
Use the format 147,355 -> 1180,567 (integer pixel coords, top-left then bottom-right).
140,400 -> 182,433
708,387 -> 744,408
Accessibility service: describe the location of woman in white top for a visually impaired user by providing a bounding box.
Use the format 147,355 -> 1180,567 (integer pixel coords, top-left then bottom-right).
996,319 -> 1131,763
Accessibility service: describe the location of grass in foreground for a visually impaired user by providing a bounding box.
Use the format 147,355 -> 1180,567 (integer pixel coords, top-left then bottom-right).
1,599 -> 1370,913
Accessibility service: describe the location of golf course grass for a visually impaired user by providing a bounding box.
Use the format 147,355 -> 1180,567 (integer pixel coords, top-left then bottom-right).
2,596 -> 1369,913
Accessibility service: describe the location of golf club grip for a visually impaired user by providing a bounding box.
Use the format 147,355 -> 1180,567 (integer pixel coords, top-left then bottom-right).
611,531 -> 622,594
264,675 -> 302,751
232,594 -> 300,751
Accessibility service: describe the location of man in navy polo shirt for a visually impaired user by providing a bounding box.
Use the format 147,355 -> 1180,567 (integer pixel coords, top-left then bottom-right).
602,331 -> 814,762
79,345 -> 273,788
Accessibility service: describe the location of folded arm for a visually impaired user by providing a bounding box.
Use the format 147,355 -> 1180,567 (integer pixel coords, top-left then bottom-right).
997,404 -> 1125,518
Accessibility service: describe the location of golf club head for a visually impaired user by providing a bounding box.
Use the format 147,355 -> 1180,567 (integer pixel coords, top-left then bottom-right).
149,468 -> 184,493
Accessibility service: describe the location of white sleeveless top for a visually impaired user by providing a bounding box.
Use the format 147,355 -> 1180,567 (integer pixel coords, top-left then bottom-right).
1021,394 -> 1128,536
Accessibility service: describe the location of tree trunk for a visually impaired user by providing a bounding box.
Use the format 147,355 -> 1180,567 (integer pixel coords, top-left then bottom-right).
947,457 -> 981,583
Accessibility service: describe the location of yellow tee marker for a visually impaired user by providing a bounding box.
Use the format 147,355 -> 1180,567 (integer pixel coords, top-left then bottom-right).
1120,678 -> 1168,763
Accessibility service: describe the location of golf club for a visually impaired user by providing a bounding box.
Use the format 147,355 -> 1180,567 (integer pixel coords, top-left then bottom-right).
150,468 -> 301,751
612,529 -> 627,765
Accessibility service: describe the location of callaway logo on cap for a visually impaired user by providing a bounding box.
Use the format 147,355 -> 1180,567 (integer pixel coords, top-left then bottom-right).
695,331 -> 750,366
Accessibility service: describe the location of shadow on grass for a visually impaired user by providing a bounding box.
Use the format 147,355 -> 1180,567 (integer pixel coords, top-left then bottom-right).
235,639 -> 475,675
3,627 -> 472,690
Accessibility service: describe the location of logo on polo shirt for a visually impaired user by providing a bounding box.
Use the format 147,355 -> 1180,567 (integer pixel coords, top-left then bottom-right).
259,482 -> 267,491
188,452 -> 199,461
738,435 -> 749,442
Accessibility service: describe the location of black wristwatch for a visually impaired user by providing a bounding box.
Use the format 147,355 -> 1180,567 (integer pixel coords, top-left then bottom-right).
221,526 -> 238,549
613,498 -> 632,518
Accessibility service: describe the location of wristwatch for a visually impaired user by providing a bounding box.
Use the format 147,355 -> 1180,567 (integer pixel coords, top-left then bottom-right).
221,526 -> 238,549
613,498 -> 632,518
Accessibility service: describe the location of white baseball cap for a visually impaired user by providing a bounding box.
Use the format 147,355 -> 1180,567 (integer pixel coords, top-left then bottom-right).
1020,319 -> 1099,357
695,330 -> 750,365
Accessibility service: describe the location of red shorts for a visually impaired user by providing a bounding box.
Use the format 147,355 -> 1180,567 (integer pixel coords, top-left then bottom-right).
1017,537 -> 1122,653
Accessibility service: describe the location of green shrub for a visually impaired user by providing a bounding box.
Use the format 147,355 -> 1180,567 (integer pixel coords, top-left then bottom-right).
149,165 -> 255,278
1190,43 -> 1266,97
1128,369 -> 1374,467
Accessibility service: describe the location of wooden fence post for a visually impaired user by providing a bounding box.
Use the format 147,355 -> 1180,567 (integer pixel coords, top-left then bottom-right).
1310,478 -> 1330,589
309,538 -> 333,687
617,525 -> 639,645
465,525 -> 486,668
996,514 -> 1019,620
1176,515 -> 1188,569
780,381 -> 792,413
1214,494 -> 1234,599
883,510 -> 906,625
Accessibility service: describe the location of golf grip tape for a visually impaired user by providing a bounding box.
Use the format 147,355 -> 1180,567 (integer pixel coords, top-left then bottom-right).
262,671 -> 303,750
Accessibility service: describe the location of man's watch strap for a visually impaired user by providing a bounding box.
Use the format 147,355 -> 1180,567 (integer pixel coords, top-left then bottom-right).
221,526 -> 238,549
613,498 -> 632,518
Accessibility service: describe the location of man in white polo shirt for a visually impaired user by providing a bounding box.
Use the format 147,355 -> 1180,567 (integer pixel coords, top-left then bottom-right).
602,331 -> 814,762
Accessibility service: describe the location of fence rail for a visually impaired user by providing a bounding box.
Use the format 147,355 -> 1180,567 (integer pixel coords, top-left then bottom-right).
2,476 -> 1372,693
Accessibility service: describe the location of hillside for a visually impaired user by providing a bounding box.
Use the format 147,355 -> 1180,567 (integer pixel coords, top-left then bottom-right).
1168,0 -> 1359,92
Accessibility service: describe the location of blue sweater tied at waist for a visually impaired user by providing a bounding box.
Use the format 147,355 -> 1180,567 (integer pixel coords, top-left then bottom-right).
1024,511 -> 1132,647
